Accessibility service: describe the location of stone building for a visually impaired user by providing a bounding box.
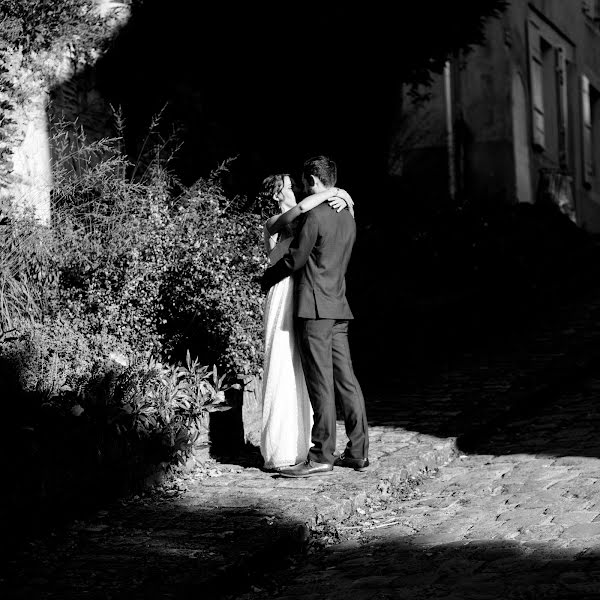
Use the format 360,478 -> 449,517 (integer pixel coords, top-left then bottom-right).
389,0 -> 600,231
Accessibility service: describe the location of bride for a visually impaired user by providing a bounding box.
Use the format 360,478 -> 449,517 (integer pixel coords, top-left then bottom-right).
259,173 -> 353,471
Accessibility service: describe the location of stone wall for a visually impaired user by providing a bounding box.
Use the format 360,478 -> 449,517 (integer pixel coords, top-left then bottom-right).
2,53 -> 53,225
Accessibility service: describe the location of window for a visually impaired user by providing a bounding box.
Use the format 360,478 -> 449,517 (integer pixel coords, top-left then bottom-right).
527,14 -> 572,167
529,23 -> 545,149
581,75 -> 600,186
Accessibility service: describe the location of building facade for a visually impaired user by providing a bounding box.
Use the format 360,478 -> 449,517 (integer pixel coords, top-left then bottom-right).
389,0 -> 600,231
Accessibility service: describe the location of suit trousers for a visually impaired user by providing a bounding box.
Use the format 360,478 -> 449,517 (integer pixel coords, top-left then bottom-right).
297,318 -> 369,465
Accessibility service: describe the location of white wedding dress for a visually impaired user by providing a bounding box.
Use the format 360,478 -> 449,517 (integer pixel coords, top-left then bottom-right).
260,226 -> 312,469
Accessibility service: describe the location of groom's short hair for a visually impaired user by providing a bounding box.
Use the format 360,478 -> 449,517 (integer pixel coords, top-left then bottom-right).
303,155 -> 337,188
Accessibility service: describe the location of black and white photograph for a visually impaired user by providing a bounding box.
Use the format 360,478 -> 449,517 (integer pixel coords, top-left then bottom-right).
3,1 -> 600,598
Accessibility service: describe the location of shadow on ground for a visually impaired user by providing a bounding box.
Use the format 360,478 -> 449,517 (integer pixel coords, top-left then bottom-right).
5,498 -> 600,599
208,405 -> 263,468
455,374 -> 600,459
0,492 -> 310,600
253,537 -> 600,599
355,311 -> 600,460
0,356 -> 180,545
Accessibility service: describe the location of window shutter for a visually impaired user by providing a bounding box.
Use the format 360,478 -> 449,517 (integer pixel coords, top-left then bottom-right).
582,75 -> 593,183
528,21 -> 545,149
555,47 -> 568,167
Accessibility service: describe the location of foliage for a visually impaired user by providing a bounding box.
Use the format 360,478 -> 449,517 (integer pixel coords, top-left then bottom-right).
0,211 -> 58,335
1,316 -> 236,478
0,0 -> 268,518
0,103 -> 265,522
160,187 -> 266,376
0,0 -> 126,55
0,59 -> 17,195
386,2 -> 510,89
0,0 -> 129,215
0,315 -> 131,399
1,345 -> 237,528
49,122 -> 266,376
52,161 -> 171,356
76,351 -> 236,465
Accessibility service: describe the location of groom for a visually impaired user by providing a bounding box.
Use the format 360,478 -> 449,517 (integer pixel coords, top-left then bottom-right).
260,155 -> 369,477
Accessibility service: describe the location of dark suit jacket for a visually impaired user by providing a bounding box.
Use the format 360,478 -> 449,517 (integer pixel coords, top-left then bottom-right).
261,204 -> 355,319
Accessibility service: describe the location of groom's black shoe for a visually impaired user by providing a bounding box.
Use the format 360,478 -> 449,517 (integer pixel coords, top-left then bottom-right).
333,453 -> 370,472
278,460 -> 334,478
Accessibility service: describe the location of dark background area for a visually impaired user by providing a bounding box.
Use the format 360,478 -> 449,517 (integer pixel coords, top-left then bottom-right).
93,1 -> 398,205
87,1 -> 506,209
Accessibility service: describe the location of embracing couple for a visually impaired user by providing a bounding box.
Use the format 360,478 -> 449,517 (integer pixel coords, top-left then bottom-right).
259,155 -> 369,478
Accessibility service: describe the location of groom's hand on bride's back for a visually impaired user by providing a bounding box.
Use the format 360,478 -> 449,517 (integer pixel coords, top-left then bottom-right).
259,271 -> 271,293
260,256 -> 295,292
260,264 -> 285,292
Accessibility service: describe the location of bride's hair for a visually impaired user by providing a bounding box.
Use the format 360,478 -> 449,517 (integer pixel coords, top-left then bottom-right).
259,173 -> 293,203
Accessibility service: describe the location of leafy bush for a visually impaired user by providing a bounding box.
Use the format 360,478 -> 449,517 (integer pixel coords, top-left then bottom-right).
0,315 -> 131,400
160,188 -> 266,376
0,115 -> 266,518
76,352 -> 235,465
1,349 -> 237,533
0,2 -> 268,521
0,0 -> 124,54
49,125 -> 266,378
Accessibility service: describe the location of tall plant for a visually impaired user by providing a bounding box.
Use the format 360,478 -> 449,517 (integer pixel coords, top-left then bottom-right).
0,211 -> 58,336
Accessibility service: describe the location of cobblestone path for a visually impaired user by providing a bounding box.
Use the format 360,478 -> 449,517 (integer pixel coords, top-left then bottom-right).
0,421 -> 449,600
241,375 -> 600,600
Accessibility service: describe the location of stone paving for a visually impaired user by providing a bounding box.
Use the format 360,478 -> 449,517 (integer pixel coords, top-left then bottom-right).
0,418 -> 456,600
240,374 -> 600,599
4,283 -> 600,598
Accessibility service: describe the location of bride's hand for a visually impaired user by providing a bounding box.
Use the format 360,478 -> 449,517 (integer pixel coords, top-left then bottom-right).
328,188 -> 354,213
328,196 -> 349,212
335,188 -> 354,207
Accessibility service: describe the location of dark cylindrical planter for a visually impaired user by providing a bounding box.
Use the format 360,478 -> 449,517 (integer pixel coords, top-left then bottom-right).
208,387 -> 245,457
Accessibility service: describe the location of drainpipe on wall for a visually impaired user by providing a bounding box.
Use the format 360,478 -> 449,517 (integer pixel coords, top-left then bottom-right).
444,60 -> 456,202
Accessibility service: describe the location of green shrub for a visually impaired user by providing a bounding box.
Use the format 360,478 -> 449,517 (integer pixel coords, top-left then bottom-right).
0,315 -> 132,399
73,351 -> 236,465
160,189 -> 266,377
50,127 -> 266,378
0,117 -> 266,498
0,0 -> 122,54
